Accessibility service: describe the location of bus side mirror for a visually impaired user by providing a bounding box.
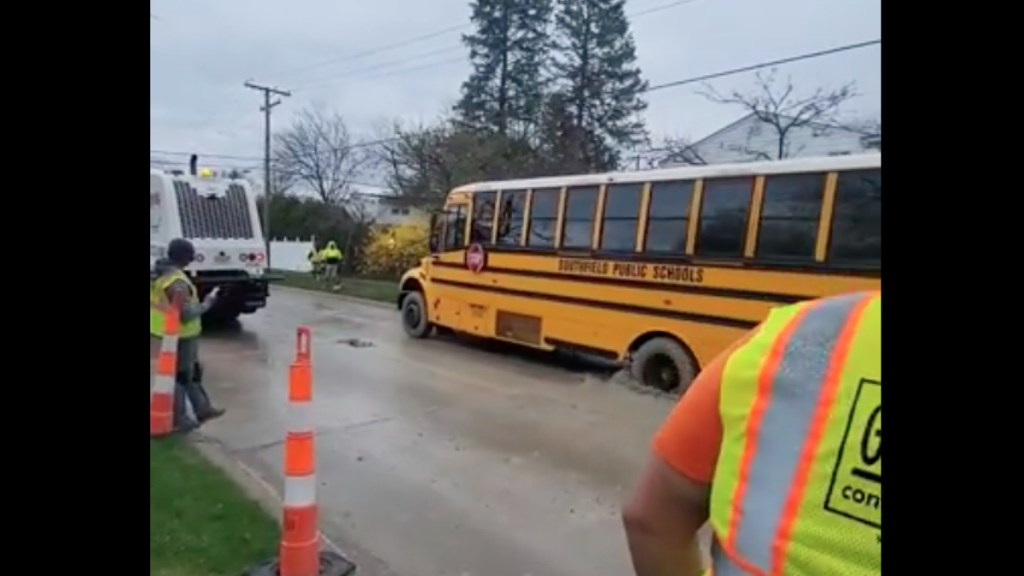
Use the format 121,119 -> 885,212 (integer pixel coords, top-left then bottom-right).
428,212 -> 441,253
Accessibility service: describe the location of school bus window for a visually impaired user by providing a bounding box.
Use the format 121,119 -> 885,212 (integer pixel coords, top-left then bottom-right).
471,191 -> 497,243
527,188 -> 559,248
429,212 -> 445,252
756,173 -> 826,261
600,183 -> 643,251
496,190 -> 527,245
695,178 -> 753,259
645,180 -> 694,253
829,169 -> 881,266
444,205 -> 466,250
561,186 -> 599,249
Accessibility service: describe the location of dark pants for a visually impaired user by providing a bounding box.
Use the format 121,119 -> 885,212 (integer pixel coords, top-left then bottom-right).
173,361 -> 213,428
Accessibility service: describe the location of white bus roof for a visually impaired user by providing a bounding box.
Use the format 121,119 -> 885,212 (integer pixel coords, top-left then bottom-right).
453,153 -> 881,194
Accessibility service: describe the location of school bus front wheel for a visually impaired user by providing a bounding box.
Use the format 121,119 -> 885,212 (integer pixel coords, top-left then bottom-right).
629,336 -> 697,394
401,291 -> 432,338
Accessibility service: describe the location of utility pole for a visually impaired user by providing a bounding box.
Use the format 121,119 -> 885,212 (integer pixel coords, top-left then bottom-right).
244,80 -> 290,265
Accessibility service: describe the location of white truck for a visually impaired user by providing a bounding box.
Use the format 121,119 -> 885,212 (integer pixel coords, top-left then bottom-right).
150,162 -> 277,323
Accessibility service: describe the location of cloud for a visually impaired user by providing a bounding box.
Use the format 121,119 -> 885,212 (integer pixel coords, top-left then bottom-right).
150,0 -> 880,166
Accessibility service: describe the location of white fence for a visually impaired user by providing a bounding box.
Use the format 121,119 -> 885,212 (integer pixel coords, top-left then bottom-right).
269,238 -> 314,271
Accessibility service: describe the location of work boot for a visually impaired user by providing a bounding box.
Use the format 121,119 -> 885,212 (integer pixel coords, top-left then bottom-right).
197,407 -> 226,423
174,418 -> 200,435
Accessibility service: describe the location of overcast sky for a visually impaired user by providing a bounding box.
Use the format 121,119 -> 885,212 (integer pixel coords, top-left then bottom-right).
150,0 -> 881,180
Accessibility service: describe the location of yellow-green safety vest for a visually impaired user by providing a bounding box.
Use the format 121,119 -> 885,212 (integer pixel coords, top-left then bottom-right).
708,291 -> 881,576
150,269 -> 202,338
322,243 -> 342,260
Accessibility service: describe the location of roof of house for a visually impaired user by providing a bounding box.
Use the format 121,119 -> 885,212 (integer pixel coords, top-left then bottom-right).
352,191 -> 422,207
691,112 -> 880,148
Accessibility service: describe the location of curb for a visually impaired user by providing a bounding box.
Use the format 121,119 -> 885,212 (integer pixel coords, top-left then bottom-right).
272,283 -> 395,310
189,437 -> 351,559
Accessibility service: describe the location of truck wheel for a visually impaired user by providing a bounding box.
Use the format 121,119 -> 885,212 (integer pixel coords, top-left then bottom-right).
204,307 -> 241,326
630,336 -> 697,394
401,291 -> 432,339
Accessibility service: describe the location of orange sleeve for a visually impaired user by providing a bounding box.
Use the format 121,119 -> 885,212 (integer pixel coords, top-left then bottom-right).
653,332 -> 756,483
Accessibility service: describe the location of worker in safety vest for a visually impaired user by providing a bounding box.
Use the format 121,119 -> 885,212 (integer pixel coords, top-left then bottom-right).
150,238 -> 226,433
307,246 -> 322,279
622,291 -> 881,576
319,240 -> 343,283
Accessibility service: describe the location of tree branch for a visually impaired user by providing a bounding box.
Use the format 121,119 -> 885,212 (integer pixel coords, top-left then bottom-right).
698,69 -> 859,160
272,106 -> 368,206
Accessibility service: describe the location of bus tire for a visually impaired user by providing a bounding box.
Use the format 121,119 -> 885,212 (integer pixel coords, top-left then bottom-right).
630,336 -> 696,394
401,291 -> 432,339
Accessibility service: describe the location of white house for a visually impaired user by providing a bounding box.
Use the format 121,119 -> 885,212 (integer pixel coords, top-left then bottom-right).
346,189 -> 425,227
671,113 -> 881,166
239,178 -> 425,227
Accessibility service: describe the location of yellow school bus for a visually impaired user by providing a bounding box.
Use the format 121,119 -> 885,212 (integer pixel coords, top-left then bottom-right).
397,154 -> 880,393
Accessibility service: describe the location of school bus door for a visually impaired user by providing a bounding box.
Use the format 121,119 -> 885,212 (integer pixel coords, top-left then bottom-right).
427,202 -> 466,330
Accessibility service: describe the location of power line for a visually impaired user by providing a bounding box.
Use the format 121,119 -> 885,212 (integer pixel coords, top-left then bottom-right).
291,45 -> 464,89
270,0 -> 702,88
645,39 -> 881,94
315,56 -> 467,87
629,0 -> 701,18
266,24 -> 470,81
151,150 -> 261,161
149,160 -> 389,189
154,37 -> 880,158
150,159 -> 260,169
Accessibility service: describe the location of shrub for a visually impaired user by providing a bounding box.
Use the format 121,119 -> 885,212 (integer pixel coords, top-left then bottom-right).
360,218 -> 430,278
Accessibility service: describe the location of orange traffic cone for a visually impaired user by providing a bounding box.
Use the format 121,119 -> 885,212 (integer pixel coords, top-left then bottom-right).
150,297 -> 181,438
248,327 -> 355,576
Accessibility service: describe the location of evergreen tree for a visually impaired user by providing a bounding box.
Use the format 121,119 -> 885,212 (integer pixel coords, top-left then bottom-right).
535,93 -> 591,175
455,0 -> 552,137
550,0 -> 648,170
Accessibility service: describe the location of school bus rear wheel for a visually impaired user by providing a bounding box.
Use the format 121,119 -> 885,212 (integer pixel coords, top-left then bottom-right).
401,291 -> 432,339
630,336 -> 697,394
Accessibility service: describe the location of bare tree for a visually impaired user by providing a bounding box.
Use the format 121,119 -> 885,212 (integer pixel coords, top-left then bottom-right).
648,135 -> 708,168
338,193 -> 376,273
270,165 -> 295,196
700,70 -> 858,160
273,106 -> 367,205
860,118 -> 881,135
371,118 -> 530,207
371,119 -> 455,208
243,167 -> 293,199
845,117 -> 881,136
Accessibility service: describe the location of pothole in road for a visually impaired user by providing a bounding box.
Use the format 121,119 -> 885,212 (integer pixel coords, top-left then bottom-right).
336,337 -> 375,348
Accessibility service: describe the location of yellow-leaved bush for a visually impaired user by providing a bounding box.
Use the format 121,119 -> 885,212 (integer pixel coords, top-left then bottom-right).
360,218 -> 430,278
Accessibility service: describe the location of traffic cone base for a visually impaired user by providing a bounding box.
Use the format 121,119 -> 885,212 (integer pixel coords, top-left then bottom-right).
149,386 -> 174,437
246,551 -> 355,576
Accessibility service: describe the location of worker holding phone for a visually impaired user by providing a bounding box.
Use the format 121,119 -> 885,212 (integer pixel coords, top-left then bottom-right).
150,238 -> 226,433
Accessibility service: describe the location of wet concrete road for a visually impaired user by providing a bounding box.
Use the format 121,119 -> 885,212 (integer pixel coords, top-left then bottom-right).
197,286 -> 680,576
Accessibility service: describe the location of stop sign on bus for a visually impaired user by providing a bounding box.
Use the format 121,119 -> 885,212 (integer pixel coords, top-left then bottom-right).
465,243 -> 486,273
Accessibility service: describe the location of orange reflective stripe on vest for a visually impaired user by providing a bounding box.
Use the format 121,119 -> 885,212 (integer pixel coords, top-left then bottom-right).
710,291 -> 881,576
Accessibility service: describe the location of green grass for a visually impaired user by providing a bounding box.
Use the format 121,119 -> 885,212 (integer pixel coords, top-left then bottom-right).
272,269 -> 399,304
150,439 -> 278,576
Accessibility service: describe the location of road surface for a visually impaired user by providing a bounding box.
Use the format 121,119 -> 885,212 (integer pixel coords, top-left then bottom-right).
194,286 -> 688,576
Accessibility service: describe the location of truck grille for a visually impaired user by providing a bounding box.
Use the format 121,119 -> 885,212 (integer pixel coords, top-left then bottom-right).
174,180 -> 255,239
